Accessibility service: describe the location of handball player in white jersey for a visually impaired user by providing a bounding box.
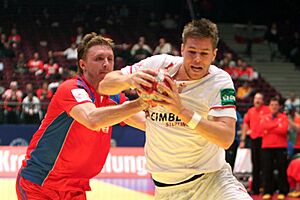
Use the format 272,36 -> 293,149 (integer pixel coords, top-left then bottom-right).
99,18 -> 252,200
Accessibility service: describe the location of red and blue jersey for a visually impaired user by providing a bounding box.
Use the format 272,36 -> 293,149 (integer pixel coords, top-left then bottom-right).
20,76 -> 126,191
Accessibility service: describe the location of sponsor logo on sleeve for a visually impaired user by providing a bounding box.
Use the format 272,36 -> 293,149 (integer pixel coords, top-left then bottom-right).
71,88 -> 92,102
221,88 -> 236,106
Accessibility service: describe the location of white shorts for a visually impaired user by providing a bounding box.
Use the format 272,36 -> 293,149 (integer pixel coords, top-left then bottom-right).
154,163 -> 252,200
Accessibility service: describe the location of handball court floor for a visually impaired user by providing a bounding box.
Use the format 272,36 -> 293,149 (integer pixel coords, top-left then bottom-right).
1,177 -> 300,200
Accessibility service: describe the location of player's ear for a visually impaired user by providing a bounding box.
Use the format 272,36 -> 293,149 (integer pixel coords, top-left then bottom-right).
180,43 -> 184,56
79,59 -> 86,71
212,48 -> 218,62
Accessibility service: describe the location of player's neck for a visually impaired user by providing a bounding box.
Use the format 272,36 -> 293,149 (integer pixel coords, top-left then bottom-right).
174,65 -> 190,81
82,74 -> 98,92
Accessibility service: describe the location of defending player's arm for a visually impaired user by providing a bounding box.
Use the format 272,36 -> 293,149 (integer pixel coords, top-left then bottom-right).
153,76 -> 235,149
70,98 -> 148,131
99,55 -> 167,95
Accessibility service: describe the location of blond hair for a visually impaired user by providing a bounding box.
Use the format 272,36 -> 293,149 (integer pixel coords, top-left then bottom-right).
182,18 -> 219,48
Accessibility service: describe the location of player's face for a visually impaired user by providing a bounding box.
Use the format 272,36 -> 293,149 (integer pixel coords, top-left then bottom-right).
82,45 -> 114,83
269,100 -> 280,114
181,37 -> 217,80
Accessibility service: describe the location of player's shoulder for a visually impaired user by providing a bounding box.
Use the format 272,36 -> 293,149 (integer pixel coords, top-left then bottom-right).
145,54 -> 182,66
208,65 -> 234,87
58,78 -> 77,88
55,78 -> 79,94
209,65 -> 232,80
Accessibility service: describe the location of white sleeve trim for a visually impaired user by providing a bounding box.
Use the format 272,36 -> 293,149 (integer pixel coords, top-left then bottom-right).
208,108 -> 237,120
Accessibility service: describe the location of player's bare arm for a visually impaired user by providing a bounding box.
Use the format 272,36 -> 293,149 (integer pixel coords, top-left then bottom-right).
99,69 -> 158,95
70,98 -> 148,131
153,76 -> 235,149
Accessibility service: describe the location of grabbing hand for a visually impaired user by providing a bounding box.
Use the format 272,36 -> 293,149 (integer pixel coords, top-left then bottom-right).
151,76 -> 185,115
129,69 -> 158,94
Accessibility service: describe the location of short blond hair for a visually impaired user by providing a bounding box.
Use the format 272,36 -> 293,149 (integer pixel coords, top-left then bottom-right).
182,18 -> 219,48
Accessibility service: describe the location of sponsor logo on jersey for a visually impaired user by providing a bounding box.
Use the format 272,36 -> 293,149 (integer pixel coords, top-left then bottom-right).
71,88 -> 92,102
221,88 -> 236,106
149,112 -> 188,127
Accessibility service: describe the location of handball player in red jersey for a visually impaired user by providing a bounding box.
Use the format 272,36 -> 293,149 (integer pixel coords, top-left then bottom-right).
16,32 -> 149,200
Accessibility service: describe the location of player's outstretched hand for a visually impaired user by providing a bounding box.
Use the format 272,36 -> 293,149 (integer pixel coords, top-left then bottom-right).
152,76 -> 184,115
129,69 -> 158,94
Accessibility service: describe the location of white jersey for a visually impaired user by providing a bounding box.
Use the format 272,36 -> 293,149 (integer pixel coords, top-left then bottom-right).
121,54 -> 237,184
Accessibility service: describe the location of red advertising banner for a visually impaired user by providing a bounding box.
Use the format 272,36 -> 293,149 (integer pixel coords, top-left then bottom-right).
0,146 -> 150,178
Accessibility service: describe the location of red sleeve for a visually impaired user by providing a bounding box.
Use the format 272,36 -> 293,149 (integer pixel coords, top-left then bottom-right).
55,80 -> 92,114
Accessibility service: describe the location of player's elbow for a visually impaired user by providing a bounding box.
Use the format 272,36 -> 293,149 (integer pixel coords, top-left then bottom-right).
222,131 -> 235,150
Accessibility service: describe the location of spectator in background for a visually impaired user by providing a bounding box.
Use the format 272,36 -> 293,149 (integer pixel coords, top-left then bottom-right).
8,28 -> 21,49
2,81 -> 22,123
237,59 -> 254,81
260,97 -> 289,200
65,65 -> 78,79
2,81 -> 23,100
3,90 -> 22,124
224,64 -> 239,80
21,92 -> 41,124
14,53 -> 27,74
36,81 -> 53,101
130,36 -> 152,59
219,52 -> 236,69
46,50 -> 57,63
285,92 -> 300,113
0,33 -> 15,58
161,13 -> 177,30
265,22 -> 280,61
71,26 -> 84,45
36,81 -> 53,118
153,37 -> 172,55
27,52 -> 44,73
54,42 -> 77,60
42,58 -> 62,79
240,92 -> 270,195
226,111 -> 243,171
114,43 -> 132,68
22,83 -> 35,99
170,46 -> 180,56
236,81 -> 254,100
48,74 -> 64,94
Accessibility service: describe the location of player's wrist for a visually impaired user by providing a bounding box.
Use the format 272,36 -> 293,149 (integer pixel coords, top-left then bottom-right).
187,111 -> 202,129
137,98 -> 150,110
